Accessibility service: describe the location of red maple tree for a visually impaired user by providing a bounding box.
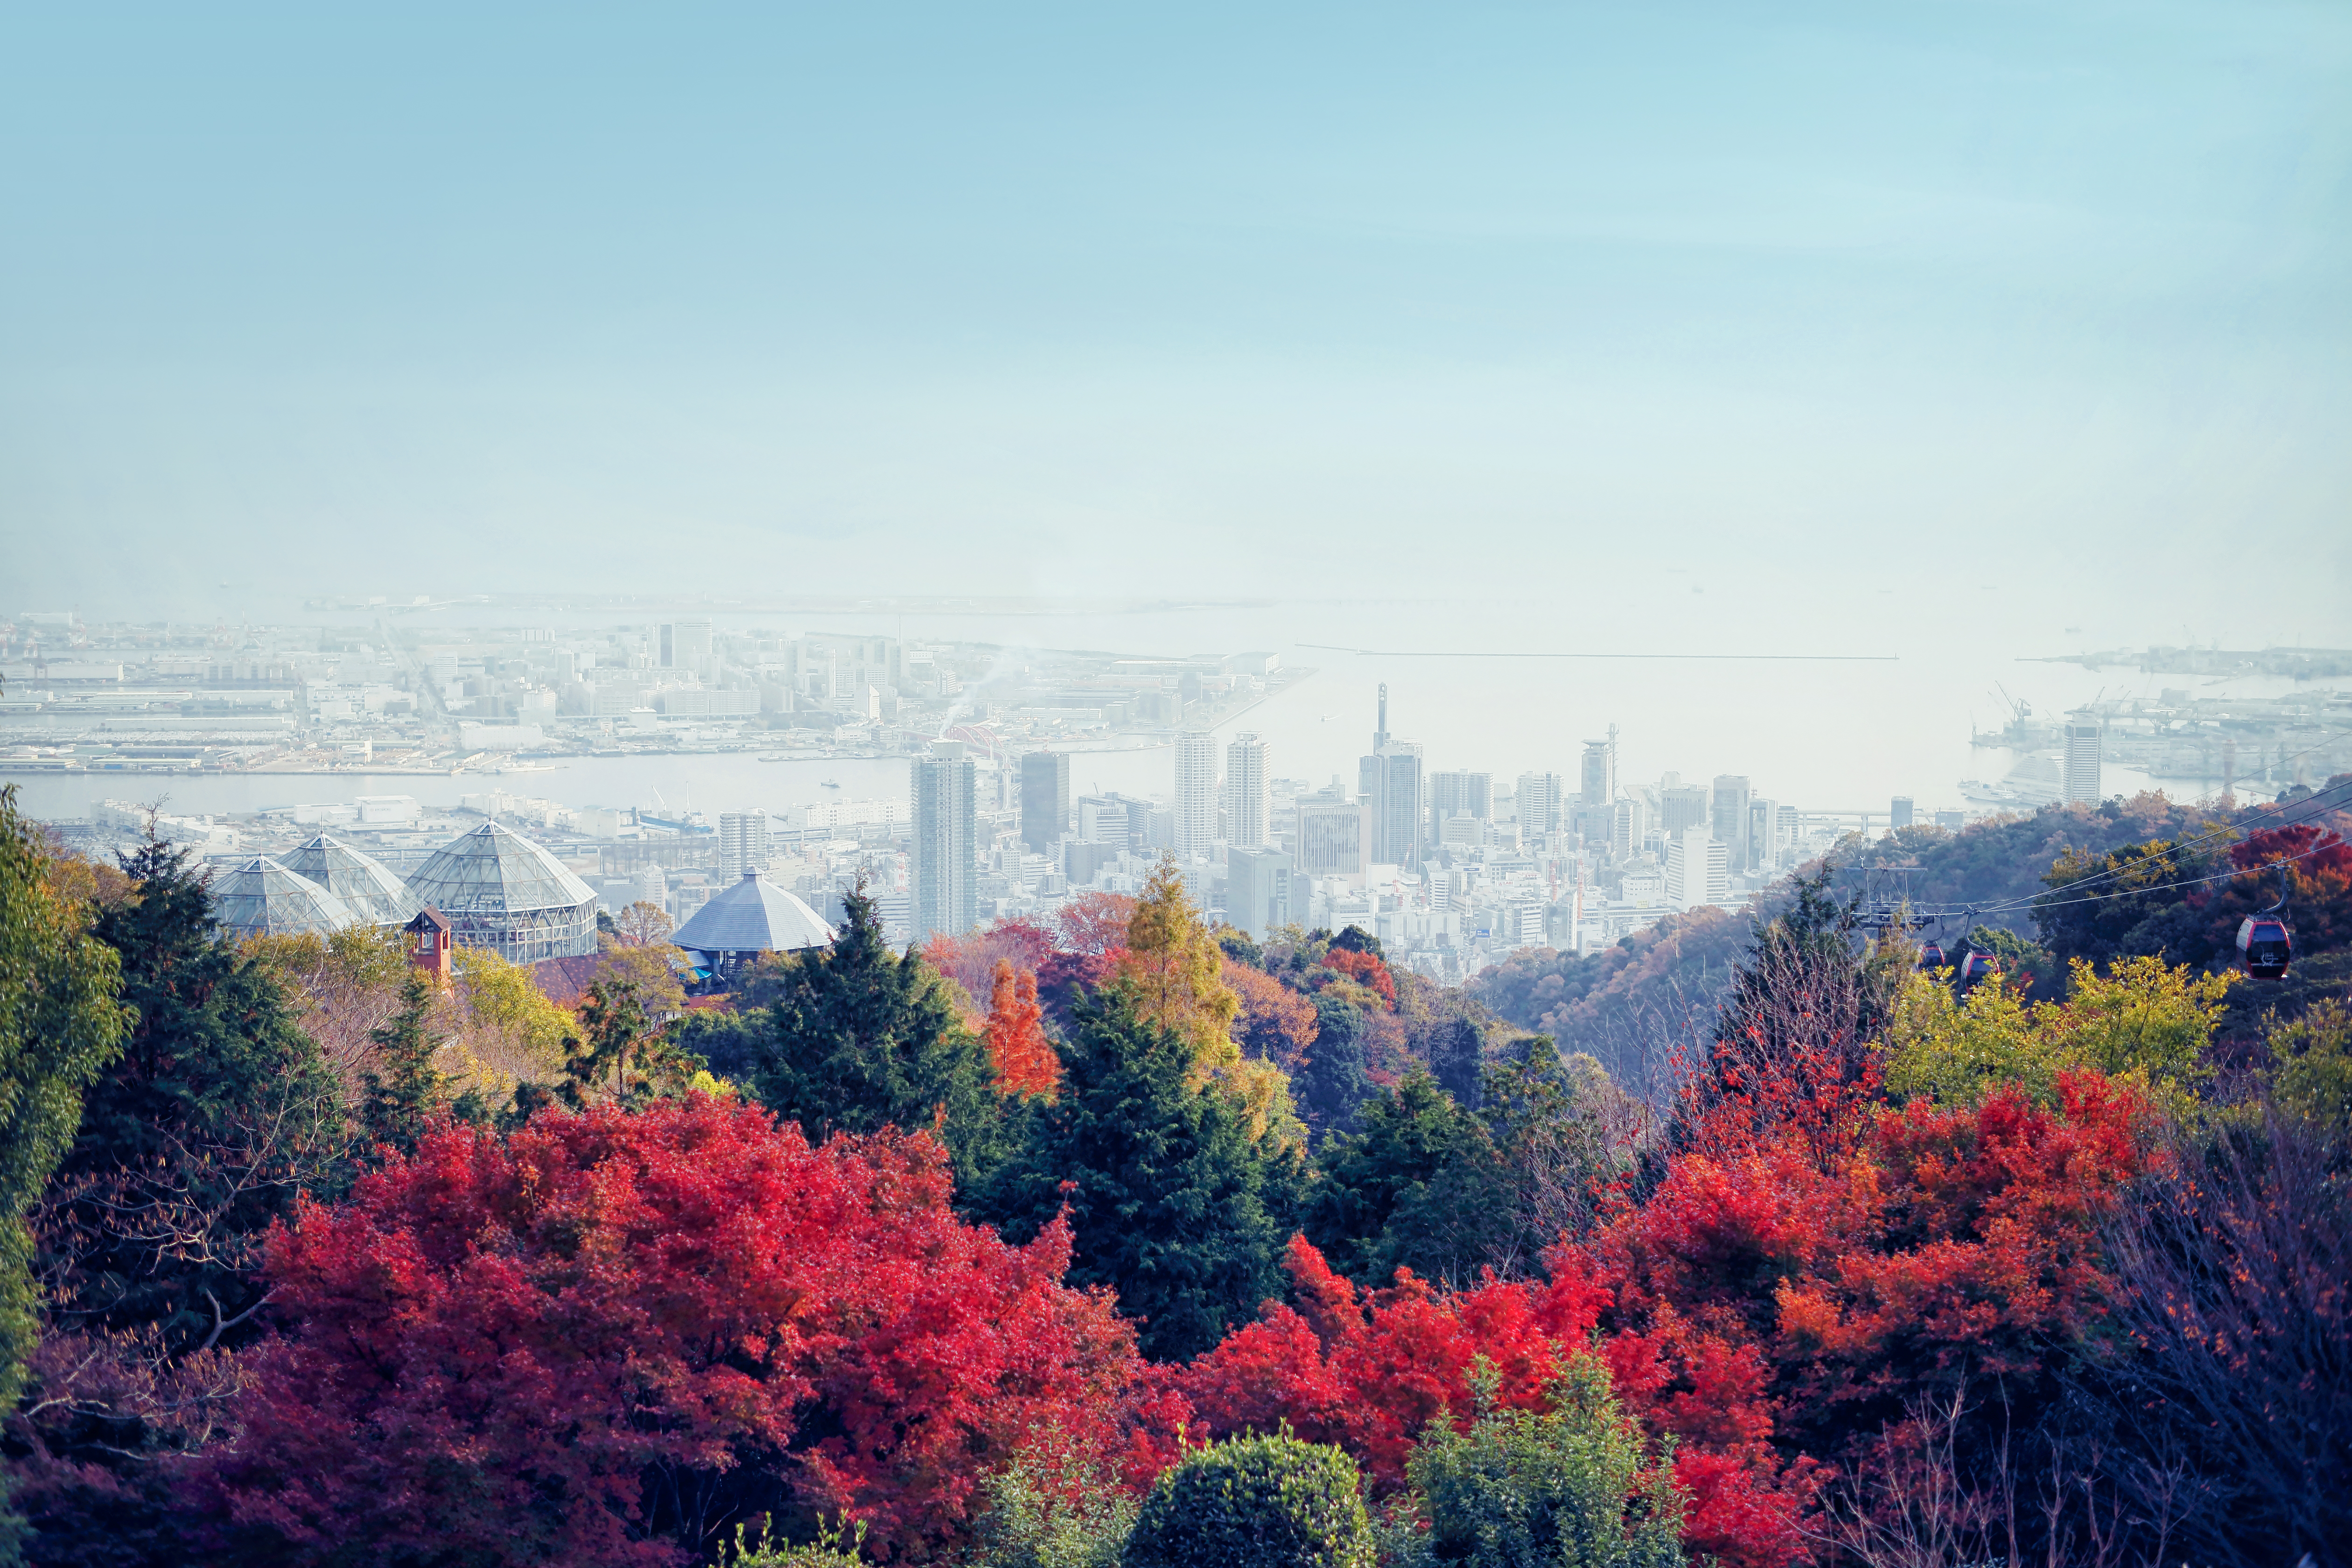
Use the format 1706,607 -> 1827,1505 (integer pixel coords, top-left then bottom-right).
186,1099 -> 1140,1566
1165,1032 -> 2160,1568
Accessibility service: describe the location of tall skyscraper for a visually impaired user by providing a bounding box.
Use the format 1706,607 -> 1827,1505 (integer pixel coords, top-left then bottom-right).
911,741 -> 977,944
717,812 -> 770,876
1428,770 -> 1493,828
1019,749 -> 1069,855
1226,846 -> 1292,940
1711,775 -> 1752,870
2064,720 -> 2103,804
1175,730 -> 1219,858
1225,732 -> 1269,849
1516,772 -> 1565,840
1889,796 -> 1914,830
1359,685 -> 1425,871
1580,738 -> 1616,807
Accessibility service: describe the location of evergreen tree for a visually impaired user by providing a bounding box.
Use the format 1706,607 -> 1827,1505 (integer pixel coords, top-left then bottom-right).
1304,1070 -> 1497,1288
977,988 -> 1297,1361
359,971 -> 441,1155
46,829 -> 345,1351
1297,990 -> 1372,1137
0,788 -> 129,1405
724,885 -> 1008,1195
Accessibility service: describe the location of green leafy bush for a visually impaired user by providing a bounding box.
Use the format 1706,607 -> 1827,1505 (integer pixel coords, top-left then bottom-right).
977,1433 -> 1138,1568
1122,1432 -> 1374,1568
2267,998 -> 2352,1129
1387,1356 -> 1683,1568
724,1514 -> 868,1568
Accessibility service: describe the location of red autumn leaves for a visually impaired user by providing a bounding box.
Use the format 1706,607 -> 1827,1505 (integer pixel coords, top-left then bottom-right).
189,1099 -> 1138,1564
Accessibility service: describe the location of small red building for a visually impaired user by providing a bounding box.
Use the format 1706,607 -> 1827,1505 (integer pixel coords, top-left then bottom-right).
405,907 -> 454,985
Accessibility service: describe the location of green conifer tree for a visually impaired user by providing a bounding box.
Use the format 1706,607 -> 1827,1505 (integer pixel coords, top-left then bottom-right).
360,972 -> 442,1155
48,828 -> 345,1351
731,884 -> 1008,1194
978,987 -> 1298,1361
1304,1070 -> 1501,1288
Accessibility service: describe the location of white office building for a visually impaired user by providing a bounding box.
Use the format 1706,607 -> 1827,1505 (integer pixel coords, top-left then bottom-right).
1225,732 -> 1269,850
1175,730 -> 1219,859
1612,796 -> 1649,862
718,812 -> 771,876
1666,826 -> 1728,910
2064,720 -> 2103,804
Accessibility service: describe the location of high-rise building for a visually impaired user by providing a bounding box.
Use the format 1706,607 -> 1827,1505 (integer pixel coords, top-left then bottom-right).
1666,826 -> 1728,910
1748,799 -> 1786,872
1295,798 -> 1366,878
1019,750 -> 1070,855
1581,737 -> 1615,807
1077,794 -> 1129,847
1175,730 -> 1219,858
1710,775 -> 1752,869
2064,721 -> 2102,804
1611,796 -> 1649,861
717,812 -> 770,876
1660,784 -> 1708,834
1226,846 -> 1293,940
1889,796 -> 1915,830
1225,732 -> 1270,849
1516,772 -> 1565,841
1358,685 -> 1425,871
1428,770 -> 1493,836
911,741 -> 977,944
658,619 -> 714,672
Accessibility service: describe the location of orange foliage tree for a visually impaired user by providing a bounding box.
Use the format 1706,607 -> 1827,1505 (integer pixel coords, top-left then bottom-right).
984,959 -> 1058,1097
1223,956 -> 1318,1071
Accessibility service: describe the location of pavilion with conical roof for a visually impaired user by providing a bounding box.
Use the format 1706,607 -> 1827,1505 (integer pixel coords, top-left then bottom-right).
282,833 -> 424,927
673,868 -> 836,980
401,819 -> 597,964
210,856 -> 359,938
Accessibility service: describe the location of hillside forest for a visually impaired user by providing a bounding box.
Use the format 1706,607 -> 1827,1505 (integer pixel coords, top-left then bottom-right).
0,778 -> 2347,1568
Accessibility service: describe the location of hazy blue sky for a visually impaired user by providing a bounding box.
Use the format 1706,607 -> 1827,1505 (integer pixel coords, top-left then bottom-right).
4,1 -> 2348,640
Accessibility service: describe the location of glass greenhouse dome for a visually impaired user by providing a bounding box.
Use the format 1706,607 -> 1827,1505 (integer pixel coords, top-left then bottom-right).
401,820 -> 597,964
210,856 -> 359,938
282,833 -> 424,927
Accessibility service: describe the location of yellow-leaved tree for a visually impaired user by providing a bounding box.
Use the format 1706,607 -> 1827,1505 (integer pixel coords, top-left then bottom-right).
450,946 -> 577,1077
1120,854 -> 1241,1075
1883,954 -> 2232,1119
1113,857 -> 1308,1147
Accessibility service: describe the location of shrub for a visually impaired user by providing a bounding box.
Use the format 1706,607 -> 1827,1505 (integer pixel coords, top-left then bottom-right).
1122,1433 -> 1373,1568
725,1515 -> 868,1568
976,1430 -> 1138,1568
1393,1355 -> 1684,1568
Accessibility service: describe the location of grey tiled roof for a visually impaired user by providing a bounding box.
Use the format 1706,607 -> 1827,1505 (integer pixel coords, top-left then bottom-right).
673,870 -> 837,955
210,857 -> 359,938
282,833 -> 425,927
